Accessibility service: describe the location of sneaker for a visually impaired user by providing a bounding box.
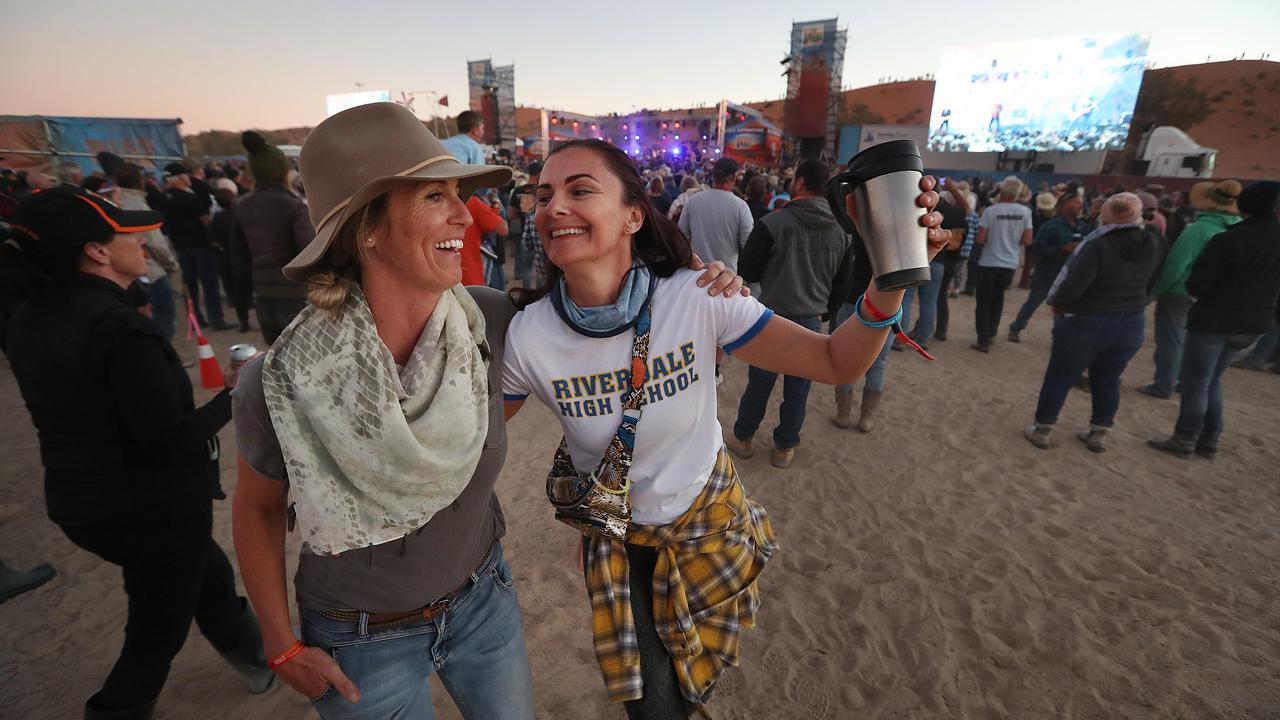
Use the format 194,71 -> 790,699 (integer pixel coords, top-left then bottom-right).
770,446 -> 795,469
1008,329 -> 1021,343
724,434 -> 753,459
970,341 -> 991,353
0,561 -> 56,604
933,332 -> 948,342
1024,424 -> 1052,449
1076,428 -> 1107,453
1147,436 -> 1194,458
1136,385 -> 1171,400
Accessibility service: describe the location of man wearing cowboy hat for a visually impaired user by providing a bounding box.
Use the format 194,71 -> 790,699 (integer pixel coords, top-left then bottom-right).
1139,179 -> 1242,399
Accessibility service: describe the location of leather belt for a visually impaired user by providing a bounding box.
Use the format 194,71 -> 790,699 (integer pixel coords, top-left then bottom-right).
318,546 -> 493,632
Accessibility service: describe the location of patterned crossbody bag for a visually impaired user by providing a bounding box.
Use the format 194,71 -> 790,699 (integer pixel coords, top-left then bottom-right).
544,298 -> 652,539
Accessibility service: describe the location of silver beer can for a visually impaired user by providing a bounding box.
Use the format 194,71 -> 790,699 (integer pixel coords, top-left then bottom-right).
229,343 -> 259,372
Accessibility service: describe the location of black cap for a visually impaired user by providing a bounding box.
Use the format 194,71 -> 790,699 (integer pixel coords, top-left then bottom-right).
163,162 -> 189,177
526,160 -> 544,176
9,186 -> 163,254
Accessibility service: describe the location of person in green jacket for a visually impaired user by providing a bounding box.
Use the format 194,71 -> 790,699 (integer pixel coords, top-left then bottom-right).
1138,180 -> 1241,399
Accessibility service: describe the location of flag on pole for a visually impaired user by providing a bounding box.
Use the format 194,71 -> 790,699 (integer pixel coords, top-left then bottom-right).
439,95 -> 449,107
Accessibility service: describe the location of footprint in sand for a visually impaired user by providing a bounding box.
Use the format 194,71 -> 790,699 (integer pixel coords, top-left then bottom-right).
785,675 -> 833,719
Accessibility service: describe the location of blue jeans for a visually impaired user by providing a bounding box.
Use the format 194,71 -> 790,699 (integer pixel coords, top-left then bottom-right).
147,276 -> 177,342
177,245 -> 225,326
1034,312 -> 1145,428
1173,331 -> 1260,446
1009,275 -> 1053,333
300,542 -> 535,720
1149,294 -> 1194,396
733,314 -> 821,449
831,298 -> 908,399
908,260 -> 945,342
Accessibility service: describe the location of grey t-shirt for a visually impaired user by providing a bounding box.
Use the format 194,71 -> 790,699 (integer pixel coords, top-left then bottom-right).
978,202 -> 1033,269
678,188 -> 755,272
231,286 -> 515,613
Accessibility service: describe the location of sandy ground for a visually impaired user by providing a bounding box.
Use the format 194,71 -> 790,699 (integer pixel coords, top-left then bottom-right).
2,287 -> 1279,720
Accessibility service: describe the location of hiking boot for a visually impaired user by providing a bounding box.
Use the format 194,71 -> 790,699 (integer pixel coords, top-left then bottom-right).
1195,443 -> 1219,460
857,389 -> 883,433
1008,329 -> 1021,343
770,446 -> 795,469
1148,436 -> 1195,458
1024,423 -> 1053,449
724,434 -> 754,459
1076,427 -> 1108,453
832,392 -> 854,429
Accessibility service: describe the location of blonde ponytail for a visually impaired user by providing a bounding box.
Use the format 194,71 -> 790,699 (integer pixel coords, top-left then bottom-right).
306,270 -> 356,317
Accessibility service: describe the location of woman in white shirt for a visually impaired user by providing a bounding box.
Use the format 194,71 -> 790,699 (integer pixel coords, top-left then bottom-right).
502,139 -> 944,718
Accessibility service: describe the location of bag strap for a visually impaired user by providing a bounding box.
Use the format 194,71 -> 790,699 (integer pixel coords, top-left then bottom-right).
580,297 -> 653,496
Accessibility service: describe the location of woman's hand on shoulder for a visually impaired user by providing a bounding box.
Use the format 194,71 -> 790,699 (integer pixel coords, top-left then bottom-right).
690,254 -> 750,298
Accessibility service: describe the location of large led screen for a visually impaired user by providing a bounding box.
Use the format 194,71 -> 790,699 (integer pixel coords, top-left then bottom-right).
928,34 -> 1149,152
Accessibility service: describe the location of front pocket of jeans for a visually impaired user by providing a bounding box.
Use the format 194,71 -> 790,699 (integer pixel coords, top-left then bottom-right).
493,559 -> 516,589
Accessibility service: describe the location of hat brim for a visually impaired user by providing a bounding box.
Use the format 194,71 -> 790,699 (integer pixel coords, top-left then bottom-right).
283,162 -> 512,283
71,193 -> 163,233
1189,183 -> 1239,214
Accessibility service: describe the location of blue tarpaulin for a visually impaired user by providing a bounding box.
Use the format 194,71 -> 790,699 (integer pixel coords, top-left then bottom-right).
0,115 -> 185,175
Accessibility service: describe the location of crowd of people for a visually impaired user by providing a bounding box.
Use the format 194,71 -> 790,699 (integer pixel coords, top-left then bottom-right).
0,102 -> 1277,720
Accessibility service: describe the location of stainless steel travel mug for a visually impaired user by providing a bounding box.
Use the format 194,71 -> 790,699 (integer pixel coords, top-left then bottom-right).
826,140 -> 932,290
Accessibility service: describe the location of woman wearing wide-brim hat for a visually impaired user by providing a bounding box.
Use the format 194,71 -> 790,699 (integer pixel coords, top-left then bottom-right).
229,103 -> 744,717
229,101 -> 536,718
2,187 -> 275,719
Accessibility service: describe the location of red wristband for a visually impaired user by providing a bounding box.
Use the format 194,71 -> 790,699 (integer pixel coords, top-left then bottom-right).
863,292 -> 937,362
267,640 -> 306,670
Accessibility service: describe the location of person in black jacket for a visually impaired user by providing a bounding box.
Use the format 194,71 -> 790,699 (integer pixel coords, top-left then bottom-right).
1025,193 -> 1162,453
1149,181 -> 1280,458
161,163 -> 232,330
0,187 -> 273,719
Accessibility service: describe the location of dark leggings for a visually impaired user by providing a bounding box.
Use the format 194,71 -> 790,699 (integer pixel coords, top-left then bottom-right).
584,540 -> 694,719
60,498 -> 243,710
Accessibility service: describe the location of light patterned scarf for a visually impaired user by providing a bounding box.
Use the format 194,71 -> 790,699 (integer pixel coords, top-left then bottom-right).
261,284 -> 489,555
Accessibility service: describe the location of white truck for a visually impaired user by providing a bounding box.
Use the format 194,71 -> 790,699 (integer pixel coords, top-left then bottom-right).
1138,126 -> 1218,178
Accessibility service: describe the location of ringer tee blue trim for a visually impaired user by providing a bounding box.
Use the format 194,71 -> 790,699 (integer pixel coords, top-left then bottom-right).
503,393 -> 529,402
722,308 -> 773,354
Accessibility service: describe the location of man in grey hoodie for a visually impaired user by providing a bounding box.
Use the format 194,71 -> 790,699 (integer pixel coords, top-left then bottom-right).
725,159 -> 855,469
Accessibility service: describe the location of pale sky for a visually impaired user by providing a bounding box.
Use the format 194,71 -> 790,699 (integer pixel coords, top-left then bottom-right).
5,0 -> 1278,133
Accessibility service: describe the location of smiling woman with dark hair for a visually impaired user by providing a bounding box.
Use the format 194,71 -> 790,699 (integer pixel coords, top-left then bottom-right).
502,139 -> 944,718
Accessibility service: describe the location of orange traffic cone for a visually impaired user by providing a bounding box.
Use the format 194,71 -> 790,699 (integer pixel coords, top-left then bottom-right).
197,334 -> 225,389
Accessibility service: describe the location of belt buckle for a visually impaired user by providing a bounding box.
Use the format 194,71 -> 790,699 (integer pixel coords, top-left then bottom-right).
420,596 -> 450,621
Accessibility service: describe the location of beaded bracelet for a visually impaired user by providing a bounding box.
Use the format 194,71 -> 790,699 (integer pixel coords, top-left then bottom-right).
853,293 -> 902,329
267,641 -> 306,670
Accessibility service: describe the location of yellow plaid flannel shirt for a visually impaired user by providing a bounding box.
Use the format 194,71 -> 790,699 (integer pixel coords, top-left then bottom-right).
584,447 -> 778,706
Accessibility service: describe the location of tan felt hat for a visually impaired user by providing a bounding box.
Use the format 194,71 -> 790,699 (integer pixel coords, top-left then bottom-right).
284,102 -> 512,282
1189,179 -> 1242,215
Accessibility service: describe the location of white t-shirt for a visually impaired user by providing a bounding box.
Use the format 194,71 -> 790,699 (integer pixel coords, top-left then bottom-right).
503,269 -> 772,524
978,202 -> 1033,269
